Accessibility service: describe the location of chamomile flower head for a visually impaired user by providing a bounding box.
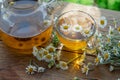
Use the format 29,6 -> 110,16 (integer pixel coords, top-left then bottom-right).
42,49 -> 49,56
60,23 -> 71,32
36,48 -> 44,61
108,26 -> 114,35
37,67 -> 45,73
59,61 -> 68,70
97,33 -> 103,43
98,33 -> 102,38
103,51 -> 110,61
9,1 -> 15,5
44,54 -> 53,62
118,41 -> 120,47
46,45 -> 56,53
44,20 -> 51,27
118,78 -> 120,80
73,77 -> 79,80
106,34 -> 111,43
100,57 -> 104,64
109,65 -> 114,72
54,51 -> 61,61
117,26 -> 120,33
94,54 -> 101,65
26,65 -> 37,75
73,24 -> 83,32
32,46 -> 38,56
81,64 -> 89,75
113,47 -> 119,56
83,29 -> 93,37
3,14 -> 9,20
98,16 -> 107,28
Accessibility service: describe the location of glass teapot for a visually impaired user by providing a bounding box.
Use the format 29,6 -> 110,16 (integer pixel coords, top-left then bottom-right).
0,0 -> 61,53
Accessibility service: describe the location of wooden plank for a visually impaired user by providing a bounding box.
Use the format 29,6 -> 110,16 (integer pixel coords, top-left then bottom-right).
0,2 -> 120,80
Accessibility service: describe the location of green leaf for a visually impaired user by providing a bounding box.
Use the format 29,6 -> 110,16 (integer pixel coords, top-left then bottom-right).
52,32 -> 60,47
48,60 -> 55,68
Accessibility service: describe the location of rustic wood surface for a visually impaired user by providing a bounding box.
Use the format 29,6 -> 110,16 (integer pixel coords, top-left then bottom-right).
0,2 -> 120,80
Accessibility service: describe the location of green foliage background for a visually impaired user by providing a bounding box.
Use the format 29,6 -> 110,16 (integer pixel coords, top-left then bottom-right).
64,0 -> 120,11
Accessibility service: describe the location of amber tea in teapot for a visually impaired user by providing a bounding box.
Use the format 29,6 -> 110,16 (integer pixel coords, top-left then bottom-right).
0,0 -> 59,53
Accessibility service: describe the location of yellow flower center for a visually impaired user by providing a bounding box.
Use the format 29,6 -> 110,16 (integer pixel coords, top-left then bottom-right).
117,27 -> 120,32
100,20 -> 105,25
28,68 -> 33,73
118,43 -> 120,47
9,2 -> 14,5
104,53 -> 109,60
43,51 -> 48,55
46,54 -> 52,60
95,57 -> 99,63
63,25 -> 69,30
61,63 -> 67,68
75,26 -> 80,30
48,47 -> 54,53
83,66 -> 88,72
107,38 -> 110,42
39,53 -> 43,58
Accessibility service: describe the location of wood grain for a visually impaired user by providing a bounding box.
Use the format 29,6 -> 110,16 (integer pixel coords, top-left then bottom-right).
0,2 -> 120,80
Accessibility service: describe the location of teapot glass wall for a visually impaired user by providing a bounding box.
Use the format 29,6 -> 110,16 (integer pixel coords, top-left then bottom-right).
0,0 -> 60,54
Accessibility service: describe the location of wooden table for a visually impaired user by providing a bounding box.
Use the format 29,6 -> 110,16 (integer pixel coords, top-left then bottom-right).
0,2 -> 120,80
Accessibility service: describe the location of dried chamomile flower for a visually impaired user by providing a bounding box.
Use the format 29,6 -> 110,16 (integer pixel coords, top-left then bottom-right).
44,54 -> 54,62
94,54 -> 101,65
36,48 -> 44,61
112,47 -> 119,56
60,23 -> 71,32
59,61 -> 68,70
32,46 -> 39,56
98,16 -> 107,28
42,48 -> 49,56
106,34 -> 112,44
81,64 -> 89,75
37,67 -> 45,73
54,51 -> 61,61
73,77 -> 80,80
118,78 -> 120,80
46,44 -> 56,53
26,65 -> 37,75
73,24 -> 83,32
108,26 -> 114,35
44,20 -> 51,27
109,65 -> 114,72
117,26 -> 120,33
9,1 -> 14,5
118,41 -> 120,47
103,51 -> 110,61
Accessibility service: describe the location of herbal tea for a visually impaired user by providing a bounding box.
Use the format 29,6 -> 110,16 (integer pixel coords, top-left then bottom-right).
1,25 -> 52,53
56,25 -> 87,51
55,10 -> 96,51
